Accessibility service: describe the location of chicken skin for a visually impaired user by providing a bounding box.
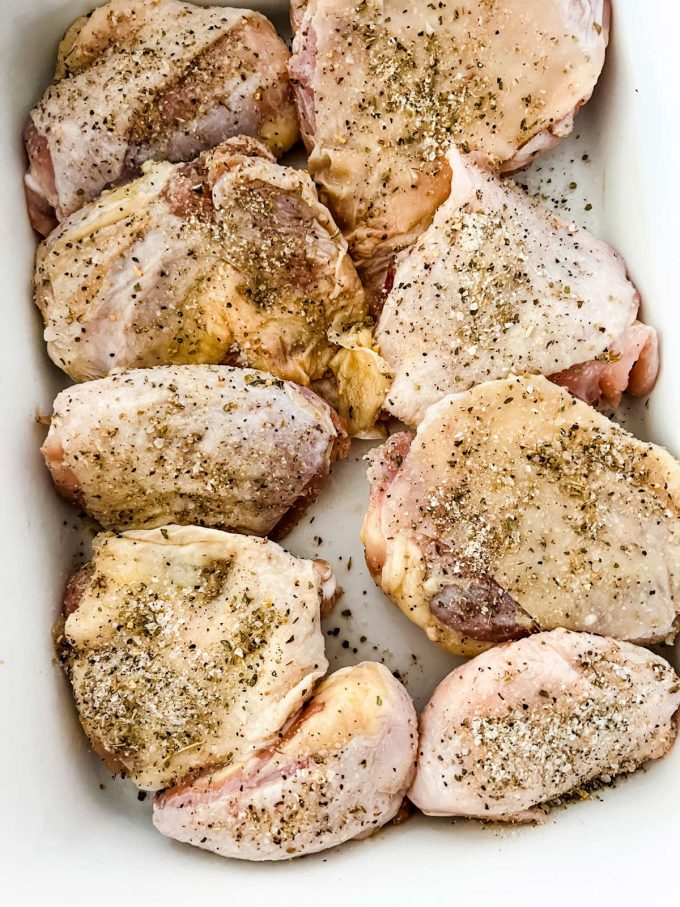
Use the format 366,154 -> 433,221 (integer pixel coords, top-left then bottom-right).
290,0 -> 609,287
153,662 -> 417,860
409,630 -> 680,821
42,365 -> 347,536
362,376 -> 680,655
57,525 -> 334,790
35,138 -> 386,435
24,0 -> 299,235
377,148 -> 658,426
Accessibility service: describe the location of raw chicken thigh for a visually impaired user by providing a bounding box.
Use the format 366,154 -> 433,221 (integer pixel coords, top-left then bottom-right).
290,0 -> 609,284
42,365 -> 347,535
35,138 -> 386,435
377,148 -> 658,426
409,629 -> 680,821
25,0 -> 299,235
57,525 -> 334,790
153,662 -> 417,860
363,376 -> 680,655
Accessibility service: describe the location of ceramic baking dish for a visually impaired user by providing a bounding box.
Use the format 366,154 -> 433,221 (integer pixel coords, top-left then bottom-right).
1,0 -> 678,902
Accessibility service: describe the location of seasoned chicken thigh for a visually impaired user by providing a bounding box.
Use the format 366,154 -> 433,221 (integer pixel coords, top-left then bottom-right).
362,376 -> 680,655
42,365 -> 347,536
57,525 -> 334,790
290,0 -> 609,283
24,0 -> 299,235
153,662 -> 417,860
377,148 -> 658,426
410,630 -> 680,821
35,138 -> 386,435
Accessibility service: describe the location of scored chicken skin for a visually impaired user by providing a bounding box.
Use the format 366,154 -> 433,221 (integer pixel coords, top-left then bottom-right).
35,138 -> 387,435
24,0 -> 299,235
153,662 -> 417,860
290,0 -> 609,284
57,525 -> 334,790
42,365 -> 347,536
409,630 -> 680,821
377,148 -> 658,426
362,376 -> 680,655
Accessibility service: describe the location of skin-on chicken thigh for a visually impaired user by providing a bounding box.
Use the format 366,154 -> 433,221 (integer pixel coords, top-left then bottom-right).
24,0 -> 299,235
42,365 -> 347,536
377,148 -> 658,426
35,137 -> 386,435
290,0 -> 609,288
56,525 -> 335,790
362,375 -> 680,655
409,629 -> 680,821
153,662 -> 417,860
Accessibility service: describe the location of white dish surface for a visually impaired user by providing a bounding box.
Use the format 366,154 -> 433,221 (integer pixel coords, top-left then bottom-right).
1,1 -> 679,903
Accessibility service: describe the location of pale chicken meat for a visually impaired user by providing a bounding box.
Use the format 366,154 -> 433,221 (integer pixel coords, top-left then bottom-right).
42,365 -> 347,536
377,148 -> 658,426
409,629 -> 680,821
24,0 -> 299,235
56,525 -> 335,790
153,661 -> 417,860
362,376 -> 680,655
290,0 -> 609,286
35,138 -> 386,435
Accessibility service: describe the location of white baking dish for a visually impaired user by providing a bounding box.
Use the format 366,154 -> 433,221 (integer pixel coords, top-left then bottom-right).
1,1 -> 678,902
